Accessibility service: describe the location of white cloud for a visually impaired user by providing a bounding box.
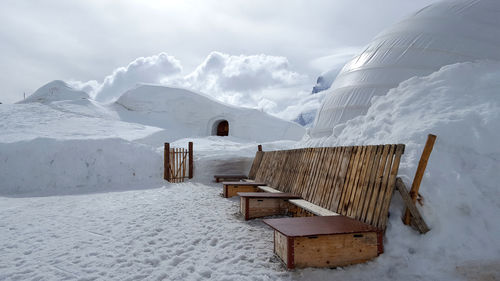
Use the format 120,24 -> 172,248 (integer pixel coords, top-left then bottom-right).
169,51 -> 309,107
75,53 -> 182,102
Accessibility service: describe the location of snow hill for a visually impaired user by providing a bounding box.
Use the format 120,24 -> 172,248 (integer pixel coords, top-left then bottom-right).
18,80 -> 89,104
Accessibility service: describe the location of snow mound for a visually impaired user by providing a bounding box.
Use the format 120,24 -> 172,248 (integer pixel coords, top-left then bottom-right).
114,84 -> 305,142
0,138 -> 163,196
311,0 -> 500,137
19,80 -> 90,104
304,60 -> 500,273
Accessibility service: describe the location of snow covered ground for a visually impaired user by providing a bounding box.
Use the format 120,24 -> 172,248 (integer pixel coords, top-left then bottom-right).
2,180 -> 497,281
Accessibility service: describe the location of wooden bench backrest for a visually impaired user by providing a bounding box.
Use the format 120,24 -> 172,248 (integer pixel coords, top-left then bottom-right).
248,151 -> 264,180
254,144 -> 405,229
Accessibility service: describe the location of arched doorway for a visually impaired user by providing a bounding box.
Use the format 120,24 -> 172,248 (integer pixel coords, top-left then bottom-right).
216,120 -> 229,136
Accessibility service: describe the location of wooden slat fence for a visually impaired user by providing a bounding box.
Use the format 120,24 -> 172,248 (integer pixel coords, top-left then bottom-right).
164,142 -> 193,183
252,144 -> 404,230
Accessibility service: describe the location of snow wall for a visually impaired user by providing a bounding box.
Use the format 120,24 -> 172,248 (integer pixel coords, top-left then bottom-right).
310,0 -> 500,137
0,138 -> 163,196
114,85 -> 305,143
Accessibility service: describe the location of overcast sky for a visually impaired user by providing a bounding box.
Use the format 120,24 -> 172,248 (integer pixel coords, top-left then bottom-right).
0,0 -> 436,105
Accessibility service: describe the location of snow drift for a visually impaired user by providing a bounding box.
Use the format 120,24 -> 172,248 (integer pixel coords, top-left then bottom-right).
311,0 -> 500,137
303,60 -> 500,277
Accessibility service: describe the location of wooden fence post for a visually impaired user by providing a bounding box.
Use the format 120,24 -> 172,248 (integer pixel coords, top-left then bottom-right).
188,142 -> 193,179
164,143 -> 170,181
403,134 -> 437,225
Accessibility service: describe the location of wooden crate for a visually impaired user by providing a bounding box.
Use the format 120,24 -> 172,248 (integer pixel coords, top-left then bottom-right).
238,192 -> 301,220
264,216 -> 381,269
223,183 -> 261,198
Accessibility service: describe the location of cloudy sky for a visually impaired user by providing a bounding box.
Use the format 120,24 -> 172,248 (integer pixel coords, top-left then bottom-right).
0,0 -> 436,116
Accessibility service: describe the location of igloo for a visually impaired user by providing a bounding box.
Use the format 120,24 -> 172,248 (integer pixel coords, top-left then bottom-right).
310,0 -> 500,137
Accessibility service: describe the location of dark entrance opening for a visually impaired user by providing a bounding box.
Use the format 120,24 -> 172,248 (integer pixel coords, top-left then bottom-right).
216,120 -> 229,136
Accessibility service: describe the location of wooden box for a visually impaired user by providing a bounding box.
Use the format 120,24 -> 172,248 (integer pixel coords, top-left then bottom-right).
222,182 -> 265,198
238,192 -> 301,220
263,216 -> 382,269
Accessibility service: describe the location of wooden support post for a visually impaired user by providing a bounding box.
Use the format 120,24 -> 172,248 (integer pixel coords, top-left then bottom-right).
258,144 -> 262,152
404,134 -> 437,225
164,143 -> 170,181
396,178 -> 430,233
188,141 -> 193,179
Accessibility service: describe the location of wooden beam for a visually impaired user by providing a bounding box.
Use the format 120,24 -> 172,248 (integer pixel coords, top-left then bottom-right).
188,141 -> 193,179
396,178 -> 430,234
164,143 -> 170,181
404,134 -> 436,224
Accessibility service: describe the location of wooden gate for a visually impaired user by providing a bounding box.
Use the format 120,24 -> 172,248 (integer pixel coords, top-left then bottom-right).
164,142 -> 193,183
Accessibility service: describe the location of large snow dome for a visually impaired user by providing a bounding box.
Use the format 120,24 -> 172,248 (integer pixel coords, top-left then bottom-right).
310,0 -> 500,137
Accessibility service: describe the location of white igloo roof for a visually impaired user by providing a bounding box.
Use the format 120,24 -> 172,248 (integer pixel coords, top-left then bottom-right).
310,0 -> 500,137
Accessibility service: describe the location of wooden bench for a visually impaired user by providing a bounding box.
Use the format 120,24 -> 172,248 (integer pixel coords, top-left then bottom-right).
218,141 -> 433,269
221,144 -> 409,269
228,144 -> 405,230
238,192 -> 301,220
263,216 -> 381,269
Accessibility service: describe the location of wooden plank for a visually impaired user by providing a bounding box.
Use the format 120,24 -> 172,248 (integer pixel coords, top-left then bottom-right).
288,199 -> 339,216
364,144 -> 391,225
274,231 -> 289,268
292,148 -> 310,196
188,142 -> 193,179
372,144 -> 395,227
336,146 -> 359,214
164,143 -> 170,181
377,144 -> 405,229
258,185 -> 282,193
315,147 -> 336,206
271,151 -> 289,188
305,147 -> 326,202
404,134 -> 437,225
344,146 -> 368,216
182,148 -> 186,180
292,232 -> 378,268
395,177 -> 430,233
255,152 -> 271,182
287,150 -> 302,193
323,147 -> 342,209
360,145 -> 383,222
282,150 -> 294,190
350,146 -> 374,219
329,147 -> 352,211
354,145 -> 378,220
